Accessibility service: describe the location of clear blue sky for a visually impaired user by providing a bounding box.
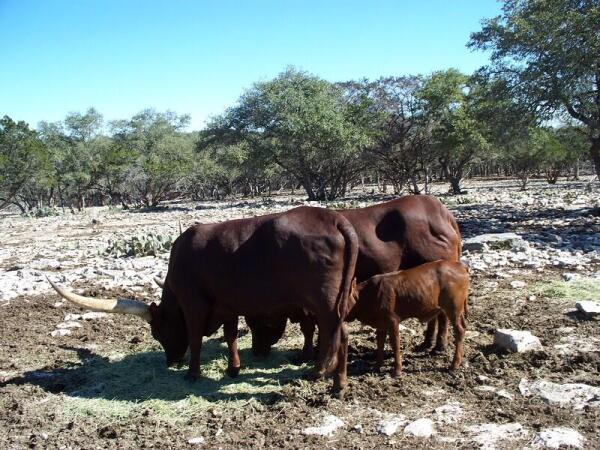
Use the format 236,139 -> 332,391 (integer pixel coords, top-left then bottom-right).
0,0 -> 501,131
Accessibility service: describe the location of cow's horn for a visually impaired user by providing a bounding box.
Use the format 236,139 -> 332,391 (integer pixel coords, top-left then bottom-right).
47,277 -> 152,322
153,277 -> 164,289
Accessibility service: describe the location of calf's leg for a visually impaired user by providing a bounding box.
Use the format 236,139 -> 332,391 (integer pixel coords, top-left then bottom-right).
431,313 -> 449,355
375,328 -> 387,370
449,313 -> 466,370
388,319 -> 403,377
416,319 -> 437,352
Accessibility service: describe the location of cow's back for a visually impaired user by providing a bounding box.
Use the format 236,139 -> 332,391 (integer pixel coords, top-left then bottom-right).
167,206 -> 354,317
340,195 -> 460,280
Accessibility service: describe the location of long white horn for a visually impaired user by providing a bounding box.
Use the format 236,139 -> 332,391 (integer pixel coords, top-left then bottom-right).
47,277 -> 152,322
154,277 -> 164,289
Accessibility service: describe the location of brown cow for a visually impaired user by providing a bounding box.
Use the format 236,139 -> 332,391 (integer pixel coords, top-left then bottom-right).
347,260 -> 470,376
49,206 -> 358,395
248,195 -> 461,357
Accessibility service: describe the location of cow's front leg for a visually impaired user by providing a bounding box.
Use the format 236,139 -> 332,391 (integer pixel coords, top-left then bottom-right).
181,296 -> 210,382
299,314 -> 316,361
224,319 -> 241,378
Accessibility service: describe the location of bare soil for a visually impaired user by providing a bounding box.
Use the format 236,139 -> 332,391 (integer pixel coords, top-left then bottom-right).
1,179 -> 599,449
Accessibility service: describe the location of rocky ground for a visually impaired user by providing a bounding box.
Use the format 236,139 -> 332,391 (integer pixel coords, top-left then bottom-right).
1,177 -> 599,449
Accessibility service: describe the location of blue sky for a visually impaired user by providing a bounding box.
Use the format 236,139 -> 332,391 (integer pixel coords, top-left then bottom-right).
0,0 -> 501,131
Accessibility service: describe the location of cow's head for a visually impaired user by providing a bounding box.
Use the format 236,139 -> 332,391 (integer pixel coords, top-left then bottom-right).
48,278 -> 188,367
245,315 -> 287,357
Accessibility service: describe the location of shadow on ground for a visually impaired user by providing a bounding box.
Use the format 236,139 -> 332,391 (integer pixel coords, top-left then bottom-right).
2,340 -> 308,404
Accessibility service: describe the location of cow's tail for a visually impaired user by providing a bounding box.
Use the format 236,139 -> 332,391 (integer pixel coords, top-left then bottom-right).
323,217 -> 358,375
336,217 -> 359,321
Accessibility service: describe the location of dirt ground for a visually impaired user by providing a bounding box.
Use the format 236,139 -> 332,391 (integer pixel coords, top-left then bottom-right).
1,178 -> 599,449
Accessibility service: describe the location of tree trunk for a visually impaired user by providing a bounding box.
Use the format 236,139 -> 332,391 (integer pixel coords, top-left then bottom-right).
591,137 -> 600,181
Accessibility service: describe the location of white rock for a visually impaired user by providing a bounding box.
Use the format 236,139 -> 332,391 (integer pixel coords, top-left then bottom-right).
302,415 -> 345,437
187,437 -> 205,445
403,418 -> 435,438
81,311 -> 108,320
56,321 -> 82,329
466,423 -> 527,449
519,379 -> 600,410
377,415 -> 406,436
576,301 -> 600,316
50,329 -> 72,337
510,280 -> 526,289
463,233 -> 523,252
64,313 -> 82,321
562,272 -> 579,282
433,401 -> 463,424
494,329 -> 543,352
532,427 -> 584,449
476,385 -> 514,400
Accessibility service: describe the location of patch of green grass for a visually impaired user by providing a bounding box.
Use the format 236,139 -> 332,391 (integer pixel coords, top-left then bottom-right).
61,327 -> 308,422
532,277 -> 600,301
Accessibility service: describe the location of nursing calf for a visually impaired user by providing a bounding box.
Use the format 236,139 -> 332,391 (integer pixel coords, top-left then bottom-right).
348,260 -> 469,376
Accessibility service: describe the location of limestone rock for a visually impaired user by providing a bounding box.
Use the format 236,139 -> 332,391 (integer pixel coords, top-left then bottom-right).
532,427 -> 584,449
519,379 -> 600,410
494,329 -> 543,352
403,418 -> 435,438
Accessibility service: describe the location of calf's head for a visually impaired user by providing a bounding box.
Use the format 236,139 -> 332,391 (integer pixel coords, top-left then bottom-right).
246,315 -> 287,357
48,278 -> 188,367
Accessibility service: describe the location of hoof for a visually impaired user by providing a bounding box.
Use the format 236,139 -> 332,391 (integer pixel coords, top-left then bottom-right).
310,368 -> 326,381
332,388 -> 346,400
430,346 -> 447,356
184,372 -> 199,382
226,366 -> 241,378
414,342 -> 434,353
391,369 -> 402,378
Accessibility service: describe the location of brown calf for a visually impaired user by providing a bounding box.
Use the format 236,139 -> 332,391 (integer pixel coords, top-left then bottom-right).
348,260 -> 469,376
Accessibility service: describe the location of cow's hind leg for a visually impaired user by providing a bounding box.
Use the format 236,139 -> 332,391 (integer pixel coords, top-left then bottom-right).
333,323 -> 349,399
224,319 -> 241,378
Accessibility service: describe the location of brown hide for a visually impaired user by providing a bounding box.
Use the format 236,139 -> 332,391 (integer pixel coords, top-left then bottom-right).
247,195 -> 461,357
155,206 -> 358,392
348,260 -> 469,374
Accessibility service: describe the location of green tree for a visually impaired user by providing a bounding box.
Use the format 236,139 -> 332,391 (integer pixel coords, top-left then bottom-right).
338,76 -> 434,194
203,68 -> 372,200
469,0 -> 600,179
112,110 -> 194,207
419,69 -> 489,194
0,116 -> 50,212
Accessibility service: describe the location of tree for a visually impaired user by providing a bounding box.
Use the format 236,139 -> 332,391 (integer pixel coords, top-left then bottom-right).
0,116 -> 50,212
419,70 -> 489,194
112,110 -> 194,207
203,68 -> 372,200
338,76 -> 435,194
469,0 -> 600,179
